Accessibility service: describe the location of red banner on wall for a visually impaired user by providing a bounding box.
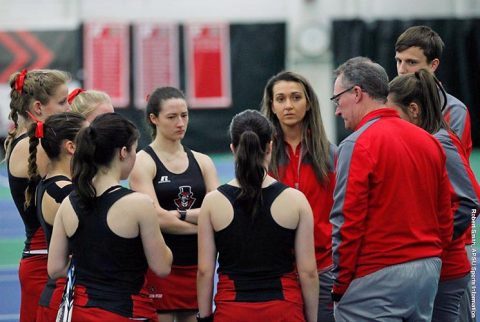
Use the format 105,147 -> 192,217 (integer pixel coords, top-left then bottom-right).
133,23 -> 179,108
184,23 -> 231,108
84,22 -> 130,107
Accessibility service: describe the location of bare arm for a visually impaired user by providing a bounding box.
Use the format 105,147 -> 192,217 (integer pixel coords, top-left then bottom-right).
197,192 -> 217,318
47,199 -> 71,279
129,151 -> 197,234
294,191 -> 319,322
136,193 -> 173,277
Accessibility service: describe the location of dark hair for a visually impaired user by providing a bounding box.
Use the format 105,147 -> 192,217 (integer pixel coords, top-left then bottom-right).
260,71 -> 331,185
145,87 -> 186,139
334,56 -> 389,103
4,69 -> 70,160
72,113 -> 139,205
25,112 -> 86,209
229,109 -> 274,217
395,25 -> 444,63
388,69 -> 448,134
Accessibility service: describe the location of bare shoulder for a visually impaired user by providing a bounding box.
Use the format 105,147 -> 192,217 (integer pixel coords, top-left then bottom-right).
205,188 -> 223,200
58,195 -> 74,212
202,189 -> 227,207
130,149 -> 156,178
117,191 -> 154,210
191,150 -> 215,166
273,186 -> 310,217
135,149 -> 156,167
280,186 -> 308,203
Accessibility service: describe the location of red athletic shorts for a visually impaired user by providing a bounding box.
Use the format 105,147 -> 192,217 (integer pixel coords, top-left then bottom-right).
36,305 -> 59,322
70,284 -> 157,321
36,278 -> 66,322
214,300 -> 305,322
18,254 -> 48,322
145,265 -> 198,312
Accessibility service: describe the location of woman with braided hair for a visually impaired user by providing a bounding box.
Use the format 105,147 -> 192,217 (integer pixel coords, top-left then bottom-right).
4,69 -> 70,322
24,112 -> 87,322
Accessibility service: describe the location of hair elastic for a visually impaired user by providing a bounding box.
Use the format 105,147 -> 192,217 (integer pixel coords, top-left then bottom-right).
68,88 -> 86,105
15,69 -> 28,93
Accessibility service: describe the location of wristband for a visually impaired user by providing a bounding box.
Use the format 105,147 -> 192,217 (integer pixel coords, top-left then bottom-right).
196,312 -> 213,322
178,210 -> 187,221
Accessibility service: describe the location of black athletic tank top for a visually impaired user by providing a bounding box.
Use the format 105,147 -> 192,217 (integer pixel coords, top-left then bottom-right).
145,145 -> 206,266
36,175 -> 73,245
68,186 -> 149,317
7,133 -> 47,254
215,182 -> 296,301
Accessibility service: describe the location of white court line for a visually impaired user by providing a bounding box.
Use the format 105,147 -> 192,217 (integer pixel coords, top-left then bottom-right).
0,314 -> 19,321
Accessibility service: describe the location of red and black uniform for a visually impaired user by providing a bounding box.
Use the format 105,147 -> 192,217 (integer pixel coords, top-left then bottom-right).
7,133 -> 48,322
331,109 -> 453,298
35,175 -> 73,322
272,140 -> 337,321
214,182 -> 304,322
144,145 -> 206,312
67,186 -> 156,321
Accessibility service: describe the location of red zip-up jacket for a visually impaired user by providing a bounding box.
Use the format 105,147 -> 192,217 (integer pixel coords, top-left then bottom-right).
274,141 -> 337,270
331,108 -> 452,296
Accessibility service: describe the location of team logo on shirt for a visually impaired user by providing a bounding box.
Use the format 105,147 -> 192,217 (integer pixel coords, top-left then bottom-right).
174,185 -> 196,210
158,175 -> 171,184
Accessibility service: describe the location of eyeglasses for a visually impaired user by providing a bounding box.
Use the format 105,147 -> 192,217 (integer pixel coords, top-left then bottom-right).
330,86 -> 354,107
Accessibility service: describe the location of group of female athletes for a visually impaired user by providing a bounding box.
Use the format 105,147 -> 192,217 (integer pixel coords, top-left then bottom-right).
4,63 -> 479,322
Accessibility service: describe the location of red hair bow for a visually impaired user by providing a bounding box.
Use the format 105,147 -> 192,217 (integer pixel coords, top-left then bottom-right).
26,111 -> 44,138
68,88 -> 85,104
15,69 -> 28,93
35,121 -> 44,138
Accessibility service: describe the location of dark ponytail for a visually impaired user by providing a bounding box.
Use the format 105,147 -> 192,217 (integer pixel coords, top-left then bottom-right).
389,68 -> 449,134
72,113 -> 139,206
72,127 -> 98,204
415,69 -> 449,134
229,110 -> 274,218
25,112 -> 86,209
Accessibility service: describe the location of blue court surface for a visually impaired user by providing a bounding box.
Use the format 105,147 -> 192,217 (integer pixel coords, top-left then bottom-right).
0,152 -> 479,322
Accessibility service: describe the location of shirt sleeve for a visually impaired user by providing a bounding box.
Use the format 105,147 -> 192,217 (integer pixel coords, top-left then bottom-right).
443,103 -> 472,158
330,140 -> 372,296
441,135 -> 480,239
